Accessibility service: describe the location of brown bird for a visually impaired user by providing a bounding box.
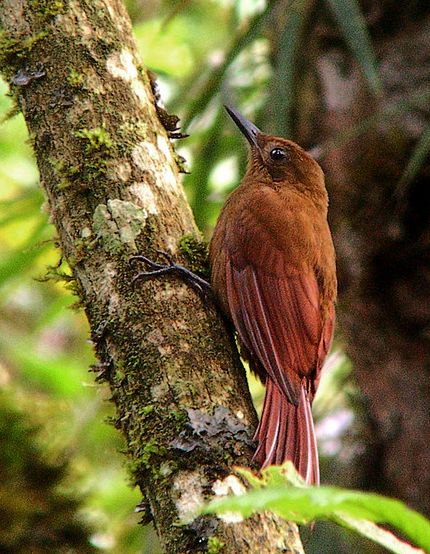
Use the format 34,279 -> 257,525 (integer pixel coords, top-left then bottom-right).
209,107 -> 337,484
132,106 -> 336,484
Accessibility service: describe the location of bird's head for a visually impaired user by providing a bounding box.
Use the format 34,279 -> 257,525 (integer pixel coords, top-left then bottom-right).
225,105 -> 327,206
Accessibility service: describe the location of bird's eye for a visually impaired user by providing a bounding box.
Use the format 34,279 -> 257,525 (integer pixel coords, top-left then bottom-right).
270,148 -> 286,161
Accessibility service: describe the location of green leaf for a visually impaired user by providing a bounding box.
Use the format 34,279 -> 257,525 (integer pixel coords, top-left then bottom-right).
326,0 -> 383,95
0,188 -> 43,227
338,515 -> 425,554
0,336 -> 90,398
185,107 -> 224,231
0,219 -> 51,288
204,464 -> 430,553
181,4 -> 274,128
269,0 -> 310,136
395,123 -> 430,200
134,18 -> 194,77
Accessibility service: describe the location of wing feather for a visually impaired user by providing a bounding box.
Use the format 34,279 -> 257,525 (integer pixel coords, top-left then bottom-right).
224,250 -> 331,406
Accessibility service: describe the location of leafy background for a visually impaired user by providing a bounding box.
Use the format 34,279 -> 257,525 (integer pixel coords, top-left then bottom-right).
1,0 -> 429,552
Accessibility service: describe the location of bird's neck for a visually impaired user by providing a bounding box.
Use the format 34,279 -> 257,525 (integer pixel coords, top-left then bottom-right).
241,170 -> 329,214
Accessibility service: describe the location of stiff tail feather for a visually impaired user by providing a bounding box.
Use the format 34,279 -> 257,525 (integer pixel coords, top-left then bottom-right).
253,379 -> 319,485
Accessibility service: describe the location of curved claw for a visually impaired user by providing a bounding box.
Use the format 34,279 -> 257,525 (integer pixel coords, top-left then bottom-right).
155,250 -> 175,266
130,254 -> 165,271
130,251 -> 212,299
130,252 -> 178,291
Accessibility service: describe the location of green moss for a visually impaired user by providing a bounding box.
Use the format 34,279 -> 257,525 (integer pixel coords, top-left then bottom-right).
0,99 -> 20,123
39,262 -> 74,284
115,369 -> 125,383
29,0 -> 65,17
84,159 -> 109,182
64,278 -> 84,301
73,126 -> 116,185
207,537 -> 225,554
49,157 -> 80,189
141,405 -> 154,417
0,30 -> 48,75
73,231 -> 93,261
75,126 -> 113,154
125,353 -> 143,371
116,121 -> 147,155
179,234 -> 209,277
158,461 -> 175,479
141,439 -> 167,468
169,409 -> 188,431
67,68 -> 85,88
174,150 -> 190,174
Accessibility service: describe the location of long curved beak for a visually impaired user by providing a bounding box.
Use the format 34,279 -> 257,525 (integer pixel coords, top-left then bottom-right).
224,105 -> 261,147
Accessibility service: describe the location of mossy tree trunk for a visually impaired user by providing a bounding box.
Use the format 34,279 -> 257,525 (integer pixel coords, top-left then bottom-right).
0,1 -> 304,552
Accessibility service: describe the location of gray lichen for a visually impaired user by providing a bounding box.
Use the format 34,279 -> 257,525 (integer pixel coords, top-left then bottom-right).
92,199 -> 147,254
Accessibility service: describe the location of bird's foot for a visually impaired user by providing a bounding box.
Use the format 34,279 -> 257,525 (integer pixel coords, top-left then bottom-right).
131,250 -> 212,298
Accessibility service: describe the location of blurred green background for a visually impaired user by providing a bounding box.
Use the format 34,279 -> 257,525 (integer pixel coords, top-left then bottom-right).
2,0 -> 427,552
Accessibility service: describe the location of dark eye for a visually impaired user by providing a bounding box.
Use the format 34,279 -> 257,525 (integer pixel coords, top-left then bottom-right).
270,148 -> 286,161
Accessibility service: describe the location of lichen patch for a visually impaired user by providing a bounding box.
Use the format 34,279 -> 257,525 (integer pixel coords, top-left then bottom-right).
173,470 -> 207,524
131,141 -> 179,192
110,160 -> 132,182
97,261 -> 117,304
106,48 -> 149,105
156,134 -> 172,159
150,381 -> 171,402
163,165 -> 179,191
106,49 -> 137,82
59,2 -> 95,44
146,328 -> 164,345
92,199 -> 147,254
178,340 -> 191,353
153,284 -> 189,303
129,182 -> 158,214
132,79 -> 149,105
132,141 -> 158,170
213,474 -> 246,497
212,475 -> 246,523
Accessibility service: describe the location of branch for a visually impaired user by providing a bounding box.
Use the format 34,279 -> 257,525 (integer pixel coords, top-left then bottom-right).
0,1 -> 304,552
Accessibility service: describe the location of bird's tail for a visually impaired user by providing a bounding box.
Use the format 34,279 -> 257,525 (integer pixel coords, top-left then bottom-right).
253,379 -> 319,485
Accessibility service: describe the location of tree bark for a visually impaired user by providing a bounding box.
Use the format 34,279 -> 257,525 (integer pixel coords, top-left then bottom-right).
0,1 -> 304,552
293,1 -> 430,515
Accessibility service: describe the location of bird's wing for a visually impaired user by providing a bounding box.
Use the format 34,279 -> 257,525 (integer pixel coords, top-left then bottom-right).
223,209 -> 334,406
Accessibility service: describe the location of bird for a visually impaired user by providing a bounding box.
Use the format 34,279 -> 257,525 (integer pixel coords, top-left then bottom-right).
208,106 -> 337,484
132,106 -> 337,485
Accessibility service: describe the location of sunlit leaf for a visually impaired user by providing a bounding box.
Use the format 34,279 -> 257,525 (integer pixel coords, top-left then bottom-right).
0,220 -> 51,288
0,338 -> 90,398
204,464 -> 430,553
340,515 -> 425,554
161,0 -> 193,28
181,4 -> 275,128
134,18 -> 194,77
0,189 -> 43,227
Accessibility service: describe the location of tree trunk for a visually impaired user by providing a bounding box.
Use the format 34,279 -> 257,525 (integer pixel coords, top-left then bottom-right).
0,1 -> 304,552
294,1 -> 430,515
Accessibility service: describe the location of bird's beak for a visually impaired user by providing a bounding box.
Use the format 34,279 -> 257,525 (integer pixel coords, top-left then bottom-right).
224,105 -> 261,148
